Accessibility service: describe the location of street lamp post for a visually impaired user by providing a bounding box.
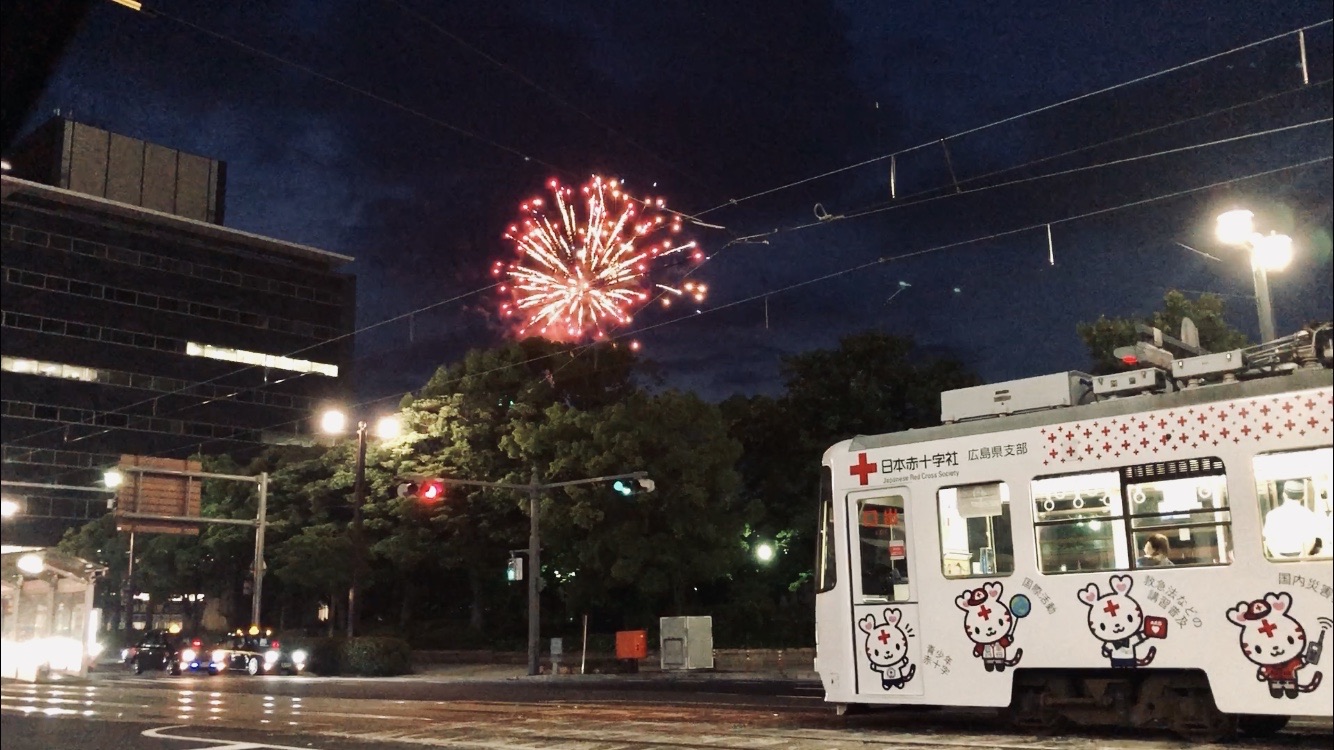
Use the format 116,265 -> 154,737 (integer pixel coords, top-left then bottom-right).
1215,209 -> 1294,344
321,410 -> 401,638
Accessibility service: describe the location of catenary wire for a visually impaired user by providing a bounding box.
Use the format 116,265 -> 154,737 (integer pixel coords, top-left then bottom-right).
691,18 -> 1333,217
141,153 -> 1333,465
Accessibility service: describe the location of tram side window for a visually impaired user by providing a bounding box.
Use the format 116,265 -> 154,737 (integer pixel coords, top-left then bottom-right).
1032,471 -> 1125,574
1254,448 -> 1333,561
815,467 -> 837,593
1126,458 -> 1231,567
938,482 -> 1013,578
858,496 -> 910,601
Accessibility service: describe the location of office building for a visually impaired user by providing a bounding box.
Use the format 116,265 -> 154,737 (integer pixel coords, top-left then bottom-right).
1,118 -> 355,542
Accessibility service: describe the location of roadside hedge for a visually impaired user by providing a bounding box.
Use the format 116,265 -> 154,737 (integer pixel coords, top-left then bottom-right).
284,635 -> 411,676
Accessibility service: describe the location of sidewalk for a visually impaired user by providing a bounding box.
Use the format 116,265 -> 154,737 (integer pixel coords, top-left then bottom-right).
408,649 -> 820,683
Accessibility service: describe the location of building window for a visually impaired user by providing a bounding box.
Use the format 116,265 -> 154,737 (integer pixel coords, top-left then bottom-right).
1,356 -> 98,382
185,342 -> 338,377
1255,448 -> 1333,561
939,482 -> 1013,578
1032,458 -> 1232,574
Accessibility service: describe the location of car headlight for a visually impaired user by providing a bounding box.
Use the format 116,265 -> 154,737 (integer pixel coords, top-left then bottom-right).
264,649 -> 280,664
291,649 -> 308,665
211,650 -> 227,664
181,648 -> 197,662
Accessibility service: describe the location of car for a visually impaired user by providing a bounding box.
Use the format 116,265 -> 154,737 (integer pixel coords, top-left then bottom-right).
124,630 -> 184,675
206,628 -> 307,676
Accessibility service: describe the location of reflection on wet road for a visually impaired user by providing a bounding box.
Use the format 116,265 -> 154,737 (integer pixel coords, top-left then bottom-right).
3,676 -> 1332,750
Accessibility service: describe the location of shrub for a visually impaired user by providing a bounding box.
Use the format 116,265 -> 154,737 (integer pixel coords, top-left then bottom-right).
283,636 -> 343,676
339,636 -> 411,676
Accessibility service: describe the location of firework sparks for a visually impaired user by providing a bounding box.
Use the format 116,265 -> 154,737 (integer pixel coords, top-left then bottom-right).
495,176 -> 705,342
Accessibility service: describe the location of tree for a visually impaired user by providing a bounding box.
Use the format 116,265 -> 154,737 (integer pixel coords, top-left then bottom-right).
720,332 -> 979,644
1077,290 -> 1251,374
508,390 -> 746,625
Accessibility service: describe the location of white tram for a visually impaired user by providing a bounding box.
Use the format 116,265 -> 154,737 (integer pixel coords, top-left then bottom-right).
814,325 -> 1333,737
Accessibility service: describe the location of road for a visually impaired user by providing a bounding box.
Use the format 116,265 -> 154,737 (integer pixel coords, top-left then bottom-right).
3,671 -> 1331,750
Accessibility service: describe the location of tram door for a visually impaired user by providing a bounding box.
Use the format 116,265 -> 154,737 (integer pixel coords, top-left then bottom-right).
848,488 -> 924,696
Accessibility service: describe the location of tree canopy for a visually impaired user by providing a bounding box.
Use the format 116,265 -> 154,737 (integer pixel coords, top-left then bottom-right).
1076,289 -> 1250,374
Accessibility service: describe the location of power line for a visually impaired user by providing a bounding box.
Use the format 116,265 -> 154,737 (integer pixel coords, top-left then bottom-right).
758,117 -> 1331,239
620,155 -> 1333,339
134,152 -> 1334,467
2,279 -> 500,453
693,18 -> 1333,218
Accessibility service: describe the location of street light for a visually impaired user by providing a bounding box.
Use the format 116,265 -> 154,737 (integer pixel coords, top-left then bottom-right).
754,542 -> 776,564
1215,209 -> 1293,343
319,409 -> 402,637
1,498 -> 18,518
103,469 -> 124,489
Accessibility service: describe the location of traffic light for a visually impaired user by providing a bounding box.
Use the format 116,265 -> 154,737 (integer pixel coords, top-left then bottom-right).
397,479 -> 446,502
506,556 -> 524,582
612,477 -> 656,497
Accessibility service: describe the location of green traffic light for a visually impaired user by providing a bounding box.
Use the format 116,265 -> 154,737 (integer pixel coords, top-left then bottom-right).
613,480 -> 632,496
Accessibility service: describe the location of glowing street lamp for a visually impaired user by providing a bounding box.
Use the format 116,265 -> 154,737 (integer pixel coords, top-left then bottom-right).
1,498 -> 18,518
755,542 -> 776,564
318,408 -> 403,637
1215,209 -> 1293,343
17,553 -> 45,576
103,469 -> 124,489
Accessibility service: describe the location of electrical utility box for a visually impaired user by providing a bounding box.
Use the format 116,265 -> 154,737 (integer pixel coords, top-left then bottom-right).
660,616 -> 714,671
941,371 -> 1092,423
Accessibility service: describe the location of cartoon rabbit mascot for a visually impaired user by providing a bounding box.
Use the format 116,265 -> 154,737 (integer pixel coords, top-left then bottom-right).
859,608 -> 916,690
956,582 -> 1024,672
1226,592 -> 1324,699
1077,575 -> 1160,668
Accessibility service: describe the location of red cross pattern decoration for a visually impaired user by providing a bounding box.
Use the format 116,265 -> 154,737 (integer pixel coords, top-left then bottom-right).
850,453 -> 877,485
1038,387 -> 1332,467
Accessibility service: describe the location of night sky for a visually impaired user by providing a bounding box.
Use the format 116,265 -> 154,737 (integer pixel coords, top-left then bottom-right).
21,0 -> 1334,406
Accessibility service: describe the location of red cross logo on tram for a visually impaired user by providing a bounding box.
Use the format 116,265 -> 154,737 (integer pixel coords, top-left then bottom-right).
850,453 -> 876,485
1103,600 -> 1120,616
1258,619 -> 1277,637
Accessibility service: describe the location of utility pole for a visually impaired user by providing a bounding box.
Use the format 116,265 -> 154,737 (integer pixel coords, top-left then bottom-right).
348,421 -> 369,638
404,470 -> 653,676
526,472 -> 541,677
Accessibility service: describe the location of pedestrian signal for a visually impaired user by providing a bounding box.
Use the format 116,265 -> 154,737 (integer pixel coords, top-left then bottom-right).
506,557 -> 524,582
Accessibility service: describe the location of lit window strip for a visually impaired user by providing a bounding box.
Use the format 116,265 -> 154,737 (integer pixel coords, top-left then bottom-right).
2,399 -> 265,442
185,342 -> 338,377
2,311 -> 338,381
0,355 -> 314,410
1,355 -> 97,382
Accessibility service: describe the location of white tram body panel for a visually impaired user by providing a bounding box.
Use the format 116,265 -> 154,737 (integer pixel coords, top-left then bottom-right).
815,367 -> 1333,718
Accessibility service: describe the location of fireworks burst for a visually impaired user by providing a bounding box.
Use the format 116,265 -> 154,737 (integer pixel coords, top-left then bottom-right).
494,176 -> 706,343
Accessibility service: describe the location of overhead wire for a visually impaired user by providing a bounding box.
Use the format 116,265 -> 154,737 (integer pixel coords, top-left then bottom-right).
133,151 -> 1333,468
691,18 -> 1333,218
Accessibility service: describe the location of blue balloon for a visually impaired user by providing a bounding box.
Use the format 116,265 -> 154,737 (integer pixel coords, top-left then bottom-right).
1009,593 -> 1032,618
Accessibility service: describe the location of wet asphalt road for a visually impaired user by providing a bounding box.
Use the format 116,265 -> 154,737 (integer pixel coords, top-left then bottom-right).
3,670 -> 1331,749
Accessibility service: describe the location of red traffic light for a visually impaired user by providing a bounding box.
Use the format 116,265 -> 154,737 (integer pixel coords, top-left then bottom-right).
418,480 -> 445,502
397,480 -> 446,502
